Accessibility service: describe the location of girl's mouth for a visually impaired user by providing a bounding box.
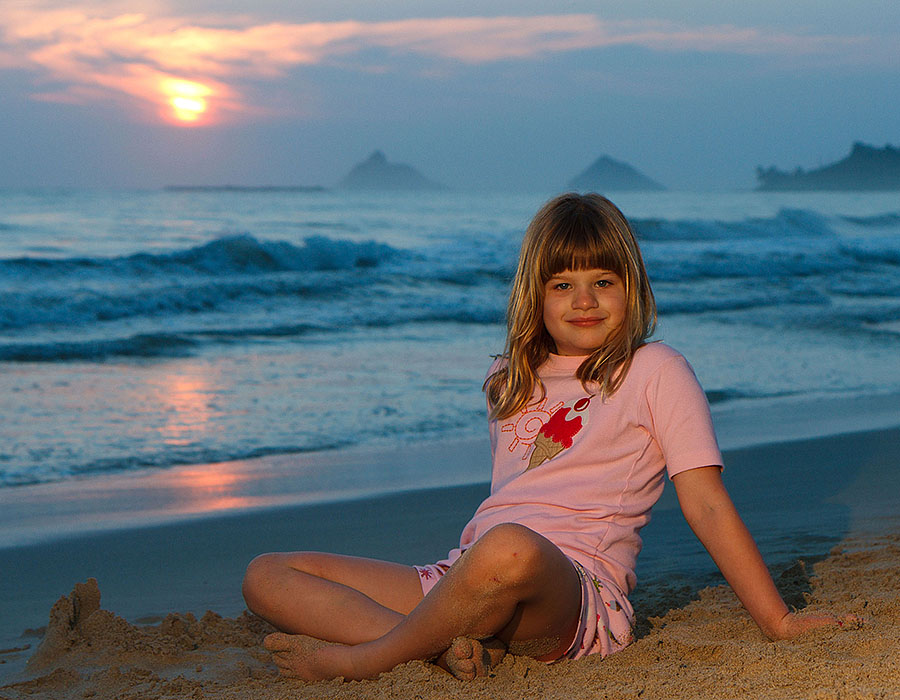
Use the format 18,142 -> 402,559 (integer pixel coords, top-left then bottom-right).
567,318 -> 604,327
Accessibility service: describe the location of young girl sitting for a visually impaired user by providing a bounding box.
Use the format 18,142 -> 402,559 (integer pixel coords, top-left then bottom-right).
241,193 -> 840,682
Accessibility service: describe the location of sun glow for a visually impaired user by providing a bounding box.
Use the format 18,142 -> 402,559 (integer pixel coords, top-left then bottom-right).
161,78 -> 212,124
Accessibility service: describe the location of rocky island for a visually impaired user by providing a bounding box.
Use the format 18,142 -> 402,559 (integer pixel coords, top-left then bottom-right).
756,142 -> 900,191
339,151 -> 444,191
567,155 -> 665,192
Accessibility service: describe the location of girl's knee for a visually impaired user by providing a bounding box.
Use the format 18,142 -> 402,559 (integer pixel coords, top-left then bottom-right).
242,551 -> 322,612
480,523 -> 546,556
467,523 -> 551,585
242,552 -> 283,610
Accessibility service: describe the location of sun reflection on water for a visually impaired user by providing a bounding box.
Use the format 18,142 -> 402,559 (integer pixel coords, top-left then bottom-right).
158,373 -> 217,447
168,464 -> 257,513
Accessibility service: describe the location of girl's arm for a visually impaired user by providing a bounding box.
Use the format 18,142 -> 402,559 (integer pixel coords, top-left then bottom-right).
671,466 -> 839,640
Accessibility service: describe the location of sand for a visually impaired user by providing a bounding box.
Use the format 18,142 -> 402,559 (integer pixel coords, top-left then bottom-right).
1,420 -> 899,699
0,531 -> 897,700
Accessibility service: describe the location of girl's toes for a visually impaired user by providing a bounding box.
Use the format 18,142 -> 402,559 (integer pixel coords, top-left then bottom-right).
439,636 -> 501,680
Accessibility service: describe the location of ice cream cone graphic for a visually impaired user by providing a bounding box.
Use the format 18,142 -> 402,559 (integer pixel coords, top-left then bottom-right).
526,396 -> 591,470
527,434 -> 566,469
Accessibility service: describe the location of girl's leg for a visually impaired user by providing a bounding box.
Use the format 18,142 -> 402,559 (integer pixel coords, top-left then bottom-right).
242,552 -> 424,645
264,523 -> 583,681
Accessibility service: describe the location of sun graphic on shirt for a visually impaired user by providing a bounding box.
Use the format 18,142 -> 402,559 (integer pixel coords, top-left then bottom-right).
500,397 -> 564,455
160,79 -> 212,125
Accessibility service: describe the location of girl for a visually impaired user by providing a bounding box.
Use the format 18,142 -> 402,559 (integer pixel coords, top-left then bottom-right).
242,193 -> 840,682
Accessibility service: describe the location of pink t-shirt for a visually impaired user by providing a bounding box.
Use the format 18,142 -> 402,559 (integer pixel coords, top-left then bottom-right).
436,342 -> 723,596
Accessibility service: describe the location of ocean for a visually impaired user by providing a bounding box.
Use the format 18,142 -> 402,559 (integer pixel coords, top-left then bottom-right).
2,188 -> 899,492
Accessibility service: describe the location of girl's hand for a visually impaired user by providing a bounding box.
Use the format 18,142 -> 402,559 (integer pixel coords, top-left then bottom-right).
770,611 -> 861,640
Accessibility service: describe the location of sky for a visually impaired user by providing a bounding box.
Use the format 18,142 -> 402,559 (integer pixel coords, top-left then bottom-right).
1,0 -> 898,190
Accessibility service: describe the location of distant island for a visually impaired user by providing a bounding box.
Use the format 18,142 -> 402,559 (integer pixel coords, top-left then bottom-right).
756,142 -> 900,191
568,155 -> 665,192
339,150 -> 444,191
165,185 -> 325,193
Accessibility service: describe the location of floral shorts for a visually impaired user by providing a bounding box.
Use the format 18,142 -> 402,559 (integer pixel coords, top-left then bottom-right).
561,559 -> 634,660
413,558 -> 634,661
414,563 -> 451,595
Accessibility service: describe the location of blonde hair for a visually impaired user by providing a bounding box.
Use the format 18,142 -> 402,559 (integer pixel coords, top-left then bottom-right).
485,193 -> 656,420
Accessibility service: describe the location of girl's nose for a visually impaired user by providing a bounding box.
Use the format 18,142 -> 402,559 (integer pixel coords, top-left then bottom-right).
572,288 -> 599,309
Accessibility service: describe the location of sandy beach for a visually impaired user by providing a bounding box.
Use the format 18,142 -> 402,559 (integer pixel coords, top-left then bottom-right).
1,400 -> 899,699
2,532 -> 898,700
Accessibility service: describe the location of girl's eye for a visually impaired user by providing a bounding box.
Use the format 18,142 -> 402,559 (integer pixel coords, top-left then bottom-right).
554,282 -> 571,290
595,279 -> 611,288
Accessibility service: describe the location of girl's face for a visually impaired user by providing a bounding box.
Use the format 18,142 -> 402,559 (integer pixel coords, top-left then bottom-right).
542,268 -> 626,356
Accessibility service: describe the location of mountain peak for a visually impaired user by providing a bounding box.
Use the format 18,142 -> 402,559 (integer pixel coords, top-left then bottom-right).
339,151 -> 443,191
365,150 -> 388,165
567,155 -> 665,192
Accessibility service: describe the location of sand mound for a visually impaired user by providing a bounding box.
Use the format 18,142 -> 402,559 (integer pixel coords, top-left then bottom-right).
2,533 -> 898,700
7,578 -> 277,698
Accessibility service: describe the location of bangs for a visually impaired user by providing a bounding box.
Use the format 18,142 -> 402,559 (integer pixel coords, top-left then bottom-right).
539,214 -> 624,283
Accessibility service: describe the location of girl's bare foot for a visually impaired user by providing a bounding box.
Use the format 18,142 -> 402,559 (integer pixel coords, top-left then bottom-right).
264,632 -> 350,681
438,636 -> 507,680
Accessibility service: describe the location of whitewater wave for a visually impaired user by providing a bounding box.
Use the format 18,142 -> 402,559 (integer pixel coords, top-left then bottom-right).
0,234 -> 402,331
0,234 -> 398,279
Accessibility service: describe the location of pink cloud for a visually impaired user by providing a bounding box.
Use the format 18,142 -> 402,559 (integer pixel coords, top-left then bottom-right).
0,2 -> 876,125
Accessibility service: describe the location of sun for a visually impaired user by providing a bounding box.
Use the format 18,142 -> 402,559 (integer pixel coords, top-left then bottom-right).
161,79 -> 212,125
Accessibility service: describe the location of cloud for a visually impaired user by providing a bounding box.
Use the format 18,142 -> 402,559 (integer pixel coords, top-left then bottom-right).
0,1 -> 877,125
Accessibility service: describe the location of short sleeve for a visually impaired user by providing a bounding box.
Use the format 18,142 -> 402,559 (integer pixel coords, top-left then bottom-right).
644,355 -> 723,479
